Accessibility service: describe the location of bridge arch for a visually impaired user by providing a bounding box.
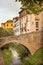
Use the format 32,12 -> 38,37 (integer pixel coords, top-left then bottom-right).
0,31 -> 42,55
1,41 -> 31,55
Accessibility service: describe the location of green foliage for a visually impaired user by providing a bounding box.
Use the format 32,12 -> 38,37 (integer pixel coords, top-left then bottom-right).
2,49 -> 12,65
16,0 -> 43,14
6,28 -> 14,36
23,47 -> 43,65
22,47 -> 43,65
0,27 -> 9,38
22,57 -> 31,65
6,43 -> 30,59
2,43 -> 30,59
1,43 -> 31,65
2,43 -> 43,65
0,27 -> 14,38
29,47 -> 43,65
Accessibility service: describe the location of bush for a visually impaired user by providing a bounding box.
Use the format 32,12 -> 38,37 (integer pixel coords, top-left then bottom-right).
6,28 -> 14,36
22,47 -> 43,65
1,43 -> 31,65
2,49 -> 12,65
22,57 -> 33,65
29,47 -> 43,65
0,27 -> 14,38
0,27 -> 9,37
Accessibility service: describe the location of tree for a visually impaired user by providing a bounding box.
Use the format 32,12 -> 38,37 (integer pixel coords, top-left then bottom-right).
15,0 -> 43,14
6,28 -> 14,36
0,27 -> 9,37
0,27 -> 14,38
29,47 -> 43,65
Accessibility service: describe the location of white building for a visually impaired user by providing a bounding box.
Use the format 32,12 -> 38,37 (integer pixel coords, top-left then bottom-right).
13,10 -> 43,36
13,17 -> 20,35
19,10 -> 35,34
19,10 -> 43,34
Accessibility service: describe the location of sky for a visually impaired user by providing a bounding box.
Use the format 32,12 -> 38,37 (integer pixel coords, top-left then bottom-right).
0,0 -> 21,25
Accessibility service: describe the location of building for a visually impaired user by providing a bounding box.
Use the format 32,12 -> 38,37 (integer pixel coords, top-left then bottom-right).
34,12 -> 43,32
1,20 -> 13,29
1,10 -> 43,36
19,10 -> 34,34
19,10 -> 29,34
39,11 -> 43,31
13,17 -> 20,35
1,23 -> 5,29
19,10 -> 43,34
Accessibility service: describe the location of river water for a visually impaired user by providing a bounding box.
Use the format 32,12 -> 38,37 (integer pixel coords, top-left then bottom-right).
9,48 -> 22,65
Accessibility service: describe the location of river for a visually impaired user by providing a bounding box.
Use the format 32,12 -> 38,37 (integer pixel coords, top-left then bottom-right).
9,48 -> 22,65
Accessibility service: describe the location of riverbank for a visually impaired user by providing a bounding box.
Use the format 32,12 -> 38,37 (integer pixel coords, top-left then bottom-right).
1,43 -> 43,65
0,49 -> 5,65
1,43 -> 30,65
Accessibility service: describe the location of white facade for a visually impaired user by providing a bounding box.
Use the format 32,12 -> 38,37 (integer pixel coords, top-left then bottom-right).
13,11 -> 43,35
20,14 -> 36,34
20,11 -> 43,34
39,12 -> 43,31
13,19 -> 20,36
26,14 -> 35,33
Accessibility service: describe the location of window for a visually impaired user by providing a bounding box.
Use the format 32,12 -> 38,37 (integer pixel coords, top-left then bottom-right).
28,29 -> 29,31
24,27 -> 26,31
36,29 -> 39,31
7,24 -> 8,27
11,24 -> 13,26
26,15 -> 28,22
20,28 -> 23,32
36,22 -> 39,28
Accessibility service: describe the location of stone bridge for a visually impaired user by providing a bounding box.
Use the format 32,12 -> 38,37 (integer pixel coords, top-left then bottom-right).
0,31 -> 43,55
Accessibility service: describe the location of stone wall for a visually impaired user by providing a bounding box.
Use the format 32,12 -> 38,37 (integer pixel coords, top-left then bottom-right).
0,31 -> 43,55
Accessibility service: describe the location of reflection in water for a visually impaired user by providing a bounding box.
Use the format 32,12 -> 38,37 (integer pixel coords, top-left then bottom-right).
9,48 -> 22,65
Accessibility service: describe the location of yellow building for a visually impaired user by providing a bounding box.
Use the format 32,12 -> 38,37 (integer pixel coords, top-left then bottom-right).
1,20 -> 13,29
1,23 -> 5,29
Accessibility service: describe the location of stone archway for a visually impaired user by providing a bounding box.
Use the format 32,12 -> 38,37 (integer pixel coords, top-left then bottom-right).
0,31 -> 42,55
1,41 -> 31,56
